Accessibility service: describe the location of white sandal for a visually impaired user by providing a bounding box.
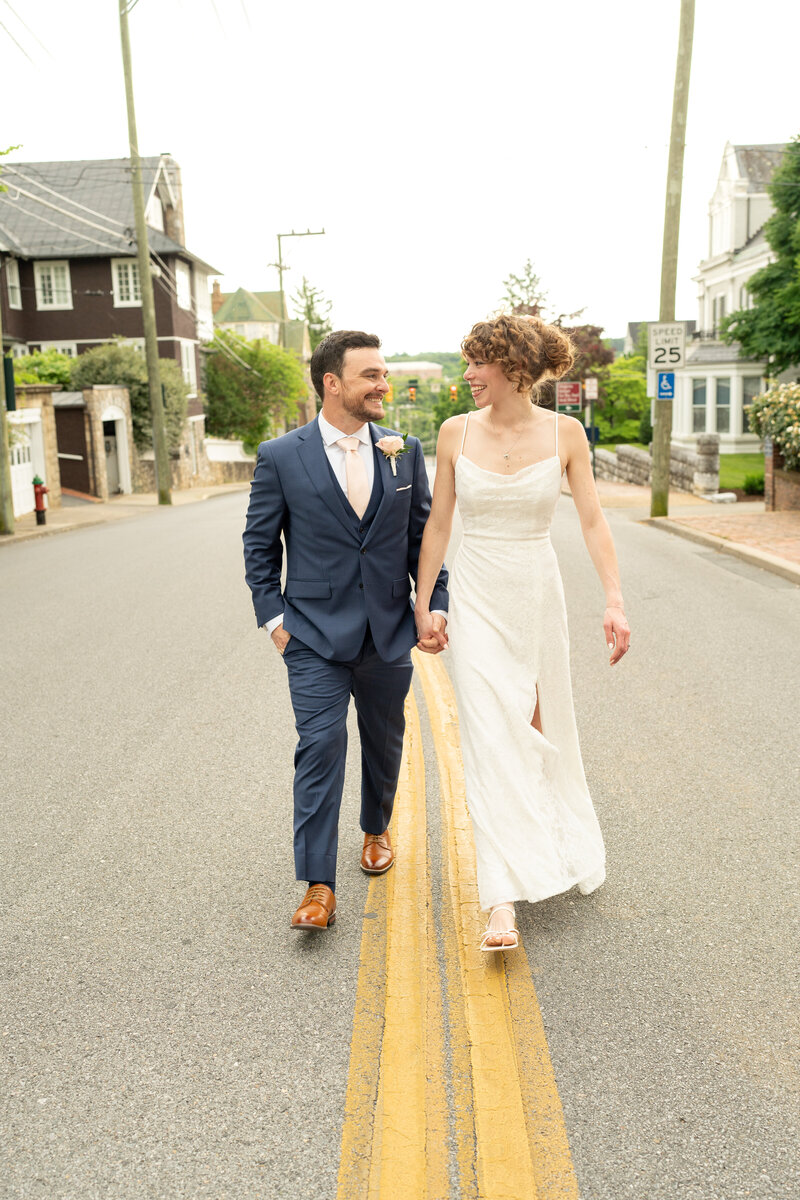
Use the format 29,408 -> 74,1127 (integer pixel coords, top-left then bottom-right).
479,904 -> 520,953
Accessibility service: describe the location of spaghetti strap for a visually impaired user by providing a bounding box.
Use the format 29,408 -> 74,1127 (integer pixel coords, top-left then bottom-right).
459,411 -> 470,457
554,411 -> 559,458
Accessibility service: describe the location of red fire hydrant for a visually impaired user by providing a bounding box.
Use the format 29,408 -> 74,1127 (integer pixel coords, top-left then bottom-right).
33,476 -> 48,526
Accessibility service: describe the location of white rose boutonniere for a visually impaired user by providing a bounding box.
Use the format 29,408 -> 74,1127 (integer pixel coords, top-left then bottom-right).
376,433 -> 409,476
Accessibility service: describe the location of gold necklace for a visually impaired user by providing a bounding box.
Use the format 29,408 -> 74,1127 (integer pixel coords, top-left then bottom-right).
489,411 -> 534,466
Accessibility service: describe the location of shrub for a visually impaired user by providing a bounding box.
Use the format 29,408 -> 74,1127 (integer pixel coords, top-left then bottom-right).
743,473 -> 765,495
70,341 -> 188,453
205,331 -> 306,450
748,381 -> 800,470
13,349 -> 73,388
639,407 -> 653,446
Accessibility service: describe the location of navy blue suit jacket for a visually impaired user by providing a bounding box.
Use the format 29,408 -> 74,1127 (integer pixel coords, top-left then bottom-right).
243,418 -> 449,662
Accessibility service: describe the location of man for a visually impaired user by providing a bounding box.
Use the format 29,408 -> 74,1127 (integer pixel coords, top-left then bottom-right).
243,331 -> 449,930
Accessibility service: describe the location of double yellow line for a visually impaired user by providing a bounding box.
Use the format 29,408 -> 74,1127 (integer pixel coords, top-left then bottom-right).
337,653 -> 579,1200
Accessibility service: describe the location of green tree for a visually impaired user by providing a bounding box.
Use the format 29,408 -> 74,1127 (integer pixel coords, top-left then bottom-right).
721,135 -> 800,374
292,276 -> 332,351
594,354 -> 648,443
70,341 -> 188,452
501,259 -> 549,316
433,380 -> 473,431
205,330 -> 307,449
13,349 -> 73,388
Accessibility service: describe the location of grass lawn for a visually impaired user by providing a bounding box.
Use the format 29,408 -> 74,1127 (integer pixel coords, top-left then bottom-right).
718,453 -> 764,489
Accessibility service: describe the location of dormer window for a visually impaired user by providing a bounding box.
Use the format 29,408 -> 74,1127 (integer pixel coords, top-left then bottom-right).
146,193 -> 165,232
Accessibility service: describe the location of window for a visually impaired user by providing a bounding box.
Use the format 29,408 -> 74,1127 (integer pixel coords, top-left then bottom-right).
739,284 -> 751,310
112,258 -> 141,306
180,341 -> 197,391
39,341 -> 77,357
11,344 -> 29,358
34,260 -> 72,309
742,376 -> 763,435
712,294 -> 727,334
715,377 -> 730,434
5,259 -> 21,309
175,260 -> 192,310
692,379 -> 706,433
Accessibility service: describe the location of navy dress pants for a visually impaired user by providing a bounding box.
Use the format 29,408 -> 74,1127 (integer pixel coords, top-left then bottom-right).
283,627 -> 414,889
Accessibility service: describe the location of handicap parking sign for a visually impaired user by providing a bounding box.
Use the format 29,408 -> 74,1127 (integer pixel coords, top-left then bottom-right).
657,372 -> 675,400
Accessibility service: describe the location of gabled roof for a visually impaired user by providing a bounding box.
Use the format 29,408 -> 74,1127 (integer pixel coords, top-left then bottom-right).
733,144 -> 785,192
214,288 -> 287,324
0,157 -> 219,272
214,288 -> 283,325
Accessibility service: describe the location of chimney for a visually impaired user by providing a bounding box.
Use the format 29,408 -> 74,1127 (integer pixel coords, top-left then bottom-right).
211,280 -> 224,315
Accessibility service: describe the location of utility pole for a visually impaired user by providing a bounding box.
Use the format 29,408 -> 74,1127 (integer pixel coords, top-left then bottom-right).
270,229 -> 325,347
651,0 -> 695,518
118,0 -> 171,505
0,298 -> 14,534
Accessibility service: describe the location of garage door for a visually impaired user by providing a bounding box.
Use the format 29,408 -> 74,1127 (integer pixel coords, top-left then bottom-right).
10,428 -> 35,516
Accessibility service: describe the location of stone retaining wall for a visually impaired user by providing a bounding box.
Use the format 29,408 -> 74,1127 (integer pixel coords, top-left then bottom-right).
594,435 -> 720,495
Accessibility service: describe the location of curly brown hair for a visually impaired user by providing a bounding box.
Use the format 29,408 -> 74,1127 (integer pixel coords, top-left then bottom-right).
461,313 -> 575,395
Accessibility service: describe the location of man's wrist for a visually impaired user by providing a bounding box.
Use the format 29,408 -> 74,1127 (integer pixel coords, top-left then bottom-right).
264,613 -> 284,634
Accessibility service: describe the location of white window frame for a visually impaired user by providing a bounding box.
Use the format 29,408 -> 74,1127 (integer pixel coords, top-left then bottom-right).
112,258 -> 142,307
179,340 -> 198,393
34,260 -> 73,310
175,260 -> 192,311
39,341 -> 78,357
11,344 -> 30,358
5,258 -> 22,309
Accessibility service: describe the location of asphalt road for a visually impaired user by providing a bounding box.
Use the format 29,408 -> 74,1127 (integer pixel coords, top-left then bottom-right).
1,489 -> 798,1199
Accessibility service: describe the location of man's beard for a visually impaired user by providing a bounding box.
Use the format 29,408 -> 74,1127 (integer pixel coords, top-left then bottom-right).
342,387 -> 385,424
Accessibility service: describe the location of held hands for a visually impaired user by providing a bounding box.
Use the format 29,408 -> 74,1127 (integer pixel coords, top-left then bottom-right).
415,609 -> 448,655
604,605 -> 630,666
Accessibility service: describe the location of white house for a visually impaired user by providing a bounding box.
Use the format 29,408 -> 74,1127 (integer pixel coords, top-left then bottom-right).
671,142 -> 790,453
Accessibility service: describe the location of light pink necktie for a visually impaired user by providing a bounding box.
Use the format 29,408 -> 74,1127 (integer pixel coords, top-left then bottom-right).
336,437 -> 370,518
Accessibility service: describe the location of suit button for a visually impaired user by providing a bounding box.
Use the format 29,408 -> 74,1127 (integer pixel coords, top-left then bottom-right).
360,548 -> 366,555
359,583 -> 364,589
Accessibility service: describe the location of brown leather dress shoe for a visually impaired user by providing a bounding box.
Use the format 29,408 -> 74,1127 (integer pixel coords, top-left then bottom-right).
361,830 -> 395,874
290,884 -> 336,930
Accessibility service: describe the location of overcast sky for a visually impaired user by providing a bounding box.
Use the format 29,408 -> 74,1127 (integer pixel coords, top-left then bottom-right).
4,0 -> 798,354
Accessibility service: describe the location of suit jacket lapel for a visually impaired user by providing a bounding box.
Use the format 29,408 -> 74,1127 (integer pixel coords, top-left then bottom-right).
363,424 -> 397,544
296,417 -> 360,539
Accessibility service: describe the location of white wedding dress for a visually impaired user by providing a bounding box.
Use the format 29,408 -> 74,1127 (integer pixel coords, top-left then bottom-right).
448,412 -> 606,910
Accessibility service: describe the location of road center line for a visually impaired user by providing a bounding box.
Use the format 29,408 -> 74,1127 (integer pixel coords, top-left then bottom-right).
416,651 -> 580,1200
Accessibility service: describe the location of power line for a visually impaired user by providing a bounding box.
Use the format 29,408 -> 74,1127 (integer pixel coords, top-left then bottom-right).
0,16 -> 34,63
5,166 -> 129,229
0,199 -> 125,254
1,0 -> 52,59
3,180 -> 130,243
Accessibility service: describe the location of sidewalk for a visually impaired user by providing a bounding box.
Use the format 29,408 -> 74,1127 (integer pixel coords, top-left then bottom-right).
587,478 -> 800,586
0,482 -> 251,546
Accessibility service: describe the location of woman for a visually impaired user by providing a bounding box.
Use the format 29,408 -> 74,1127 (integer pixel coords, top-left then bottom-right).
415,313 -> 630,952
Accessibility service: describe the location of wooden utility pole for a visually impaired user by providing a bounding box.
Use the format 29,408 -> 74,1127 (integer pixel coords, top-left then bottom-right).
272,229 -> 325,347
118,0 -> 171,505
651,0 -> 695,518
0,298 -> 15,535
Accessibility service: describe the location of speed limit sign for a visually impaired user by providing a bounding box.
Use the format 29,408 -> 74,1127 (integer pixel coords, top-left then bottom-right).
648,323 -> 685,370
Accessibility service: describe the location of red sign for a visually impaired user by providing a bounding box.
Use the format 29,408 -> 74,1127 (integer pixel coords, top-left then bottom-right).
556,381 -> 582,412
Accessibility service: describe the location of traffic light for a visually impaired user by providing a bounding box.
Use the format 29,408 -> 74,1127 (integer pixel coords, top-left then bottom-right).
408,386 -> 417,402
450,384 -> 458,403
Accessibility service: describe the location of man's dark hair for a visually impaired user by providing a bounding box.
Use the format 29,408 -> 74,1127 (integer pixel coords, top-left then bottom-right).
310,330 -> 382,400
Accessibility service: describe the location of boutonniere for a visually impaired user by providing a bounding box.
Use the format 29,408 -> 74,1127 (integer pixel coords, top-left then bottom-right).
375,433 -> 409,476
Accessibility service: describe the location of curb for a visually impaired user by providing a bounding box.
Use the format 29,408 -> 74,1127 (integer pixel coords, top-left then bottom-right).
0,484 -> 250,548
644,517 -> 800,586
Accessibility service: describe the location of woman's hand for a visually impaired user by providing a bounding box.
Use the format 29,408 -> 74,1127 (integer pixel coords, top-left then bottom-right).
604,606 -> 630,666
415,609 -> 448,655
